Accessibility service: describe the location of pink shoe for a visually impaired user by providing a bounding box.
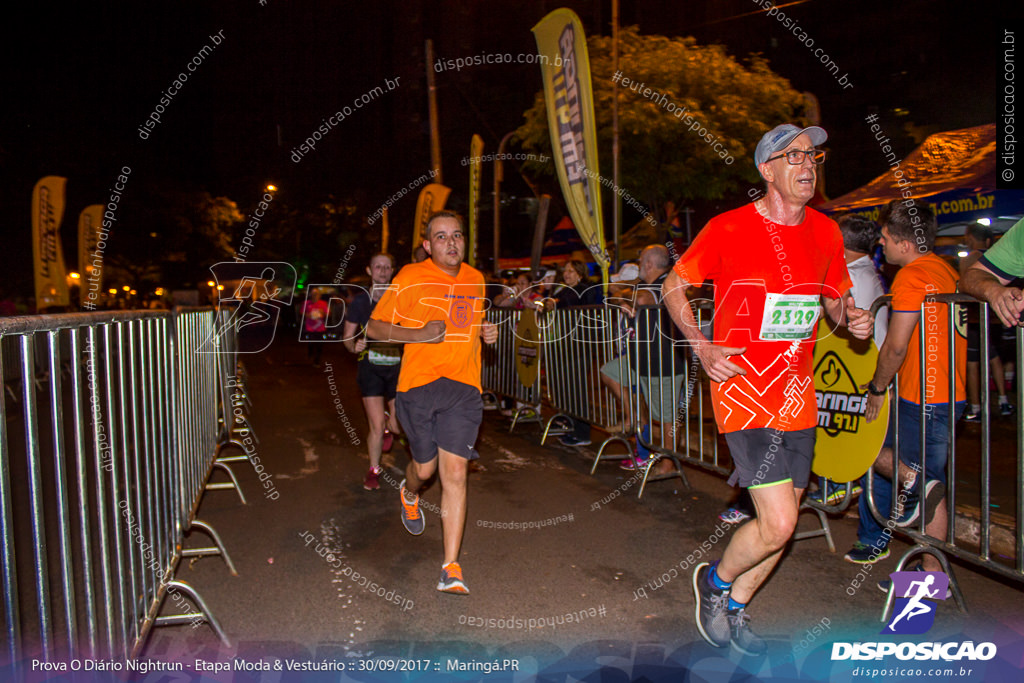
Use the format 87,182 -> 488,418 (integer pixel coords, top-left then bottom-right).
363,467 -> 381,490
619,456 -> 650,471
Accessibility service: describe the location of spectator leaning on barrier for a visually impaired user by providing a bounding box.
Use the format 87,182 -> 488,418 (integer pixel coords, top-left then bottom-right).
600,245 -> 685,472
553,258 -> 605,447
962,216 -> 1024,328
846,200 -> 967,572
960,223 -> 1015,420
366,210 -> 498,595
342,253 -> 403,491
663,123 -> 872,655
601,262 -> 641,425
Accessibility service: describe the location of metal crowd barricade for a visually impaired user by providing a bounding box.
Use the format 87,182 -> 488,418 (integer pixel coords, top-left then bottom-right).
0,308 -> 242,671
538,305 -> 633,452
586,303 -> 727,497
579,304 -> 689,496
852,293 -> 1024,621
624,304 -> 728,489
481,307 -> 543,431
207,305 -> 258,503
533,301 -> 725,498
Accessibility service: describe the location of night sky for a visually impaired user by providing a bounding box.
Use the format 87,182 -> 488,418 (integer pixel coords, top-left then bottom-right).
1,0 -> 1018,297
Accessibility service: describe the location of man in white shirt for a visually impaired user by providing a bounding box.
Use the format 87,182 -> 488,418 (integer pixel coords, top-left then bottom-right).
838,214 -> 888,346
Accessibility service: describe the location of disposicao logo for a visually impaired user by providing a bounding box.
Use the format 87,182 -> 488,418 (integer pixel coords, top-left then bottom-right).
832,570 -> 997,662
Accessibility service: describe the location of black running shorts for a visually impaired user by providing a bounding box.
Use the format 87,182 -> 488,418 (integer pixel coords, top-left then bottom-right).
357,360 -> 401,400
725,427 -> 816,490
395,377 -> 483,464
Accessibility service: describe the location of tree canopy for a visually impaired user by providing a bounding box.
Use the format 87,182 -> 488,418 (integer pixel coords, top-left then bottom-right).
515,26 -> 809,222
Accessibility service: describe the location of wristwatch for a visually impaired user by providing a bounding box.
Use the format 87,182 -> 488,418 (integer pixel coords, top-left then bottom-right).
867,381 -> 886,396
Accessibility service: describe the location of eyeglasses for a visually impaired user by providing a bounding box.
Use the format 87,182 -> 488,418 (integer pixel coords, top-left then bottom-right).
764,149 -> 827,165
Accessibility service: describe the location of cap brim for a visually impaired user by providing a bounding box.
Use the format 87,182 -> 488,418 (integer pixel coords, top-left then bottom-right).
777,125 -> 827,151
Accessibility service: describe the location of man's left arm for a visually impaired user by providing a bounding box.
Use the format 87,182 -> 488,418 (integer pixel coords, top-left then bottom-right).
862,310 -> 919,421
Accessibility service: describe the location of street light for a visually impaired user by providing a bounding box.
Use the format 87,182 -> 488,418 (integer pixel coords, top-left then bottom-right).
69,272 -> 80,280
266,184 -> 277,192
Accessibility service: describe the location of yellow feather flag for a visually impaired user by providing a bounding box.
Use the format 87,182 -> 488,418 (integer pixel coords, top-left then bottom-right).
32,176 -> 71,309
78,205 -> 103,295
532,8 -> 608,285
468,134 -> 484,267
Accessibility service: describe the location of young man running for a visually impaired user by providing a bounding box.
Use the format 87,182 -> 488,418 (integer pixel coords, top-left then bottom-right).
367,211 -> 497,594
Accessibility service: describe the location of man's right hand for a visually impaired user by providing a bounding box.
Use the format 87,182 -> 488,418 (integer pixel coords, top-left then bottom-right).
696,343 -> 747,383
988,285 -> 1024,328
354,338 -> 367,353
420,320 -> 447,343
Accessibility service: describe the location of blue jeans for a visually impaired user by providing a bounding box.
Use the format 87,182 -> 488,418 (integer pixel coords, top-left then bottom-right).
856,399 -> 965,548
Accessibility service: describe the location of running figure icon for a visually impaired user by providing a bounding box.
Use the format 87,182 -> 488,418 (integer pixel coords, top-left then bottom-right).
887,575 -> 939,631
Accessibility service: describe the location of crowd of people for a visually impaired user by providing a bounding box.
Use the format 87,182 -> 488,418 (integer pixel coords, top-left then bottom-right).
301,120 -> 1024,655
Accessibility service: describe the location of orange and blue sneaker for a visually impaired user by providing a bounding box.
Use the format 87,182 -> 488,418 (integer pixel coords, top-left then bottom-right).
437,562 -> 469,594
399,479 -> 424,535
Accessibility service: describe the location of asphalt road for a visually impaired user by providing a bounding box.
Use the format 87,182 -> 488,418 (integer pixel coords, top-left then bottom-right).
135,339 -> 1024,682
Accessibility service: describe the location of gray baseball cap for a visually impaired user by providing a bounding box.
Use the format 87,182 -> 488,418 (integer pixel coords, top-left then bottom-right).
754,124 -> 827,168
609,263 -> 640,283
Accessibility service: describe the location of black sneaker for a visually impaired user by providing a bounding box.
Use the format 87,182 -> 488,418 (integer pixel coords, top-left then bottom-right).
962,408 -> 981,422
558,434 -> 592,447
727,608 -> 767,656
1000,402 -> 1015,417
897,479 -> 945,527
844,541 -> 890,564
692,562 -> 730,647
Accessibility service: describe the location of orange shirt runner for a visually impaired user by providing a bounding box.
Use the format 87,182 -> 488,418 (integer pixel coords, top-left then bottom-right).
370,258 -> 487,393
889,252 -> 967,405
673,204 -> 852,434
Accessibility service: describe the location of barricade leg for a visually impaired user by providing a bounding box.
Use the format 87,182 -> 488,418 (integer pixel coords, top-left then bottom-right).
541,414 -> 572,445
591,436 -> 634,474
204,462 -> 248,505
793,504 -> 837,552
182,519 -> 239,576
145,580 -> 231,654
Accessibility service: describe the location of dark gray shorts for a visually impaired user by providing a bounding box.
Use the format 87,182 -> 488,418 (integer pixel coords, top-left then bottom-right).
396,377 -> 483,464
724,427 -> 816,489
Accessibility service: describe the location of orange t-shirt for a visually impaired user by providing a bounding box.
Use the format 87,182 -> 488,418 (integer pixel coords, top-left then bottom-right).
672,204 -> 852,434
370,258 -> 487,392
890,253 -> 967,405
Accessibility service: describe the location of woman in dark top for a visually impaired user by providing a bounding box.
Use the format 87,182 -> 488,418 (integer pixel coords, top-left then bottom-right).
552,259 -> 604,446
554,259 -> 604,308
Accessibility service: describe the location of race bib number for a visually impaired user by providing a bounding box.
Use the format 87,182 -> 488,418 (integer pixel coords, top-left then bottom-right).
760,293 -> 821,340
367,347 -> 402,366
